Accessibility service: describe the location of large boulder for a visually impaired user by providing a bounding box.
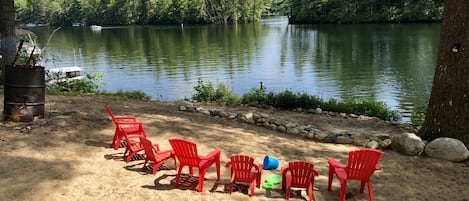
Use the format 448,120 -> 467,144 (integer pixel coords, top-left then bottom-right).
424,137 -> 469,162
391,133 -> 425,155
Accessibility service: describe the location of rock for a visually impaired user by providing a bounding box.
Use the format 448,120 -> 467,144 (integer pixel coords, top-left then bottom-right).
424,137 -> 469,162
354,135 -> 370,147
285,122 -> 296,129
379,139 -> 392,149
367,141 -> 379,149
286,128 -> 300,135
391,133 -> 425,155
336,136 -> 354,144
339,113 -> 347,118
244,112 -> 254,120
314,131 -> 328,141
349,114 -> 358,118
299,130 -> 309,138
267,124 -> 277,130
195,107 -> 210,115
306,131 -> 315,139
178,105 -> 187,111
228,113 -> 238,119
277,126 -> 286,133
314,108 -> 322,114
269,117 -> 281,126
218,111 -> 229,118
324,134 -> 337,143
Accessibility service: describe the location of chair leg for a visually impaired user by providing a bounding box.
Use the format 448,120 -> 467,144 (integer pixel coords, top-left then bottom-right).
198,170 -> 206,192
114,131 -> 123,150
327,166 -> 334,191
286,187 -> 291,200
308,185 -> 313,201
229,181 -> 234,195
256,173 -> 261,188
339,181 -> 347,201
174,166 -> 184,188
360,181 -> 366,193
249,181 -> 255,197
215,157 -> 221,181
367,181 -> 374,201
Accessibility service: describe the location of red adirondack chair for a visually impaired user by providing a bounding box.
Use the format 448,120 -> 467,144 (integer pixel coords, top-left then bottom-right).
169,138 -> 221,192
327,149 -> 383,201
104,104 -> 144,150
120,124 -> 147,163
281,161 -> 319,201
225,155 -> 262,197
139,137 -> 176,175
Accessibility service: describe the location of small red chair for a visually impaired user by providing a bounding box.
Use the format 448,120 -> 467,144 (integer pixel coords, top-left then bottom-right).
104,104 -> 143,150
281,161 -> 319,201
120,124 -> 147,163
225,155 -> 262,197
169,138 -> 221,192
327,149 -> 383,201
139,137 -> 176,174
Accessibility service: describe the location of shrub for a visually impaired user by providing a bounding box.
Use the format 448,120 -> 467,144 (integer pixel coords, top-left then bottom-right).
192,79 -> 239,104
46,73 -> 106,95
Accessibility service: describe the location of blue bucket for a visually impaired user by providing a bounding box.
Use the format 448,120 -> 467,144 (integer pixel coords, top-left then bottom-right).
263,155 -> 279,170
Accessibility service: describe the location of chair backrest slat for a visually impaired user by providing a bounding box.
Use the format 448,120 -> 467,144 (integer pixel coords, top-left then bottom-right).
346,149 -> 383,180
169,138 -> 200,166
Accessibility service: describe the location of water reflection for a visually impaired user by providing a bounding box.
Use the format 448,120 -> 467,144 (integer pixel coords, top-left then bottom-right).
31,17 -> 439,120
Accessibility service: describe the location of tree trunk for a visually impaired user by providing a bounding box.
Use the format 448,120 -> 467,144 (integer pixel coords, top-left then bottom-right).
0,0 -> 17,83
418,0 -> 469,146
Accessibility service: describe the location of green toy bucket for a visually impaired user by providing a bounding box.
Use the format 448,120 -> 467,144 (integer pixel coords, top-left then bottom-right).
263,155 -> 279,170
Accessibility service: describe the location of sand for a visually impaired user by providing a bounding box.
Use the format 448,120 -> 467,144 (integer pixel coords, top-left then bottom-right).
0,95 -> 467,201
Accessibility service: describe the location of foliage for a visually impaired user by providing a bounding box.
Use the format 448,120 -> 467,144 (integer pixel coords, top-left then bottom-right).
192,79 -> 239,104
14,0 -> 273,25
409,110 -> 426,128
46,72 -> 106,95
286,0 -> 444,24
111,90 -> 151,101
193,80 -> 401,121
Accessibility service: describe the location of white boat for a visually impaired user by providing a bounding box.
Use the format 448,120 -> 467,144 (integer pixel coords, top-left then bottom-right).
90,25 -> 102,31
46,66 -> 85,84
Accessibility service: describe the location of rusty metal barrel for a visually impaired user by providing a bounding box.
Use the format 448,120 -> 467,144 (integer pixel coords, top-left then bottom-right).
3,65 -> 45,122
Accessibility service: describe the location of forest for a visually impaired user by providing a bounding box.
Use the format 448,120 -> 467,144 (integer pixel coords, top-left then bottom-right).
15,0 -> 444,26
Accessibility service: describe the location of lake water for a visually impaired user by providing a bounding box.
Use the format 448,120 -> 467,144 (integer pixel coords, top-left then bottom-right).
31,16 -> 440,120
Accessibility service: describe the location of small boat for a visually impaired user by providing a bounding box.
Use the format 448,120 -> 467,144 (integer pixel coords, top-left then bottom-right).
90,25 -> 102,31
72,22 -> 83,27
46,66 -> 85,84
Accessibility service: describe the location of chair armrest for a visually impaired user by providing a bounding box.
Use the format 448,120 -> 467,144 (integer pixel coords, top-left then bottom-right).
375,163 -> 382,170
254,163 -> 263,173
117,121 -> 143,126
281,167 -> 289,177
225,161 -> 232,168
200,149 -> 221,160
328,158 -> 346,168
114,116 -> 137,122
312,168 -> 319,176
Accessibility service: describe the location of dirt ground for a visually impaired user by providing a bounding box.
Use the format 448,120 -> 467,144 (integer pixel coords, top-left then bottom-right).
0,95 -> 467,201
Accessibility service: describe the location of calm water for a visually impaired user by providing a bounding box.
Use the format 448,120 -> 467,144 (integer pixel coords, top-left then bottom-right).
31,17 -> 440,120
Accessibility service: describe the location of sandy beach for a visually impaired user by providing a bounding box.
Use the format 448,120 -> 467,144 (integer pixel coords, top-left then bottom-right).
0,95 -> 467,201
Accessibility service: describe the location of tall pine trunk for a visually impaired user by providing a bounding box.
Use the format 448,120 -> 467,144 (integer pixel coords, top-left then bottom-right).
418,0 -> 469,146
0,0 -> 17,82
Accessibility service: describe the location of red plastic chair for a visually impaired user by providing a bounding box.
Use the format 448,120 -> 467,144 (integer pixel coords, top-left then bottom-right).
225,155 -> 262,197
104,104 -> 144,150
169,138 -> 221,192
139,137 -> 177,175
327,149 -> 383,201
281,161 -> 319,201
120,124 -> 147,163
